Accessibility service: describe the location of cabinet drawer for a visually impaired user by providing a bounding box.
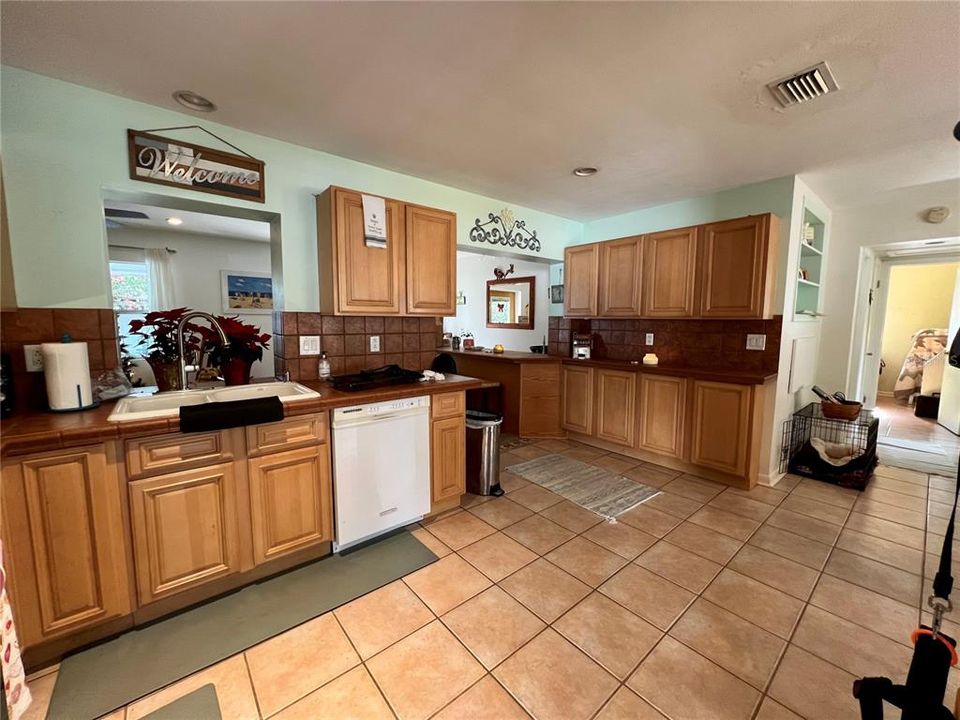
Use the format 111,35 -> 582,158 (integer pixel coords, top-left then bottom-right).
245,413 -> 328,457
125,431 -> 234,480
431,391 -> 466,420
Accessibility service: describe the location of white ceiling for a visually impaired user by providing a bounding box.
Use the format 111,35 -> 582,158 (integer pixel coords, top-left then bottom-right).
104,201 -> 271,242
4,2 -> 959,219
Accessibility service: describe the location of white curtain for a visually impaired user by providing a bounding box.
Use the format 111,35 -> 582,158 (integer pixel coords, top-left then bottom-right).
146,248 -> 175,310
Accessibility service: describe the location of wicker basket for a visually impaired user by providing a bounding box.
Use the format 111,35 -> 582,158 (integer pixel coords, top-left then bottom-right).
821,400 -> 863,421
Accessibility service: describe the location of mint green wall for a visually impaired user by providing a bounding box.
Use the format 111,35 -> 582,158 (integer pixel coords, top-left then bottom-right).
0,67 -> 583,309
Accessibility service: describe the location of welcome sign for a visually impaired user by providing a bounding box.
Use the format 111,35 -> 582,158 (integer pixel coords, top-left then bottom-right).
127,129 -> 266,203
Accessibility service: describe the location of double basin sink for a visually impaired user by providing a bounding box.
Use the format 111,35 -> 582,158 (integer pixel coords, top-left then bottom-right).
107,382 -> 321,422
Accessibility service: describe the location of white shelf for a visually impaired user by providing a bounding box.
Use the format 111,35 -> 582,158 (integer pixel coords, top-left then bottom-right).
800,243 -> 823,256
797,278 -> 820,287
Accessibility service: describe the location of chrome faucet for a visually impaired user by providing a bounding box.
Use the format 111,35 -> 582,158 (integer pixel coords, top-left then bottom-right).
176,311 -> 228,390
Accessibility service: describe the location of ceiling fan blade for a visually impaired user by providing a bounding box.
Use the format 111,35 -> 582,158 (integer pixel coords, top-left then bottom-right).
105,208 -> 149,219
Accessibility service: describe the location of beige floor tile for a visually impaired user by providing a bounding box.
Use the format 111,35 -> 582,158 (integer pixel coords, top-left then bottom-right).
748,524 -> 832,569
271,665 -> 393,720
424,511 -> 497,550
554,593 -> 662,680
853,497 -> 925,530
584,519 -> 658,559
780,495 -> 851,525
644,491 -> 703,519
245,612 -> 360,717
500,558 -> 591,623
458,531 -> 538,582
728,545 -> 820,600
617,504 -> 682,538
510,445 -> 553,461
874,464 -> 928,484
792,605 -> 913,681
708,491 -> 775,522
334,580 -> 434,660
929,486 -> 955,504
765,508 -> 842,545
860,486 -> 928,511
126,656 -> 259,720
768,646 -> 859,720
595,687 -> 667,720
442,587 -> 545,670
824,548 -> 922,606
545,536 -> 627,586
871,475 -> 928,498
755,697 -> 803,720
536,438 -> 574,452
493,628 -> 619,720
540,500 -> 604,533
411,526 -> 452,557
367,621 -> 485,720
21,670 -> 57,720
836,528 -> 924,574
627,636 -> 760,720
500,451 -> 525,469
432,675 -> 529,720
461,492 -> 495,509
599,564 -> 694,630
809,574 -> 917,646
663,521 -> 743,564
562,445 -> 609,462
669,599 -> 785,690
662,476 -> 725,503
926,498 -> 956,519
500,470 -> 531,493
844,511 -> 926,550
688,506 -> 760,540
622,463 -> 683,488
774,473 -> 803,491
726,485 -> 787,506
403,553 -> 492,615
703,568 -> 804,639
791,479 -> 858,509
503,514 -> 576,555
467,496 -> 533,529
635,541 -> 721,593
592,453 -> 643,473
508,484 -> 565,512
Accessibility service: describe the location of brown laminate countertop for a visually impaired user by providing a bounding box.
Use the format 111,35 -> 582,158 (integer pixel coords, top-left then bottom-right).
442,348 -> 558,363
560,357 -> 778,385
0,374 -> 483,458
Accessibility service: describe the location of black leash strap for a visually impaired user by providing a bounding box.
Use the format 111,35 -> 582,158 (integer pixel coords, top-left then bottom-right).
930,454 -> 959,633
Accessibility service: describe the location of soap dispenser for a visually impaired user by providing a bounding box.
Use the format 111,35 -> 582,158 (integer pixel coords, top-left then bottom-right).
318,351 -> 331,379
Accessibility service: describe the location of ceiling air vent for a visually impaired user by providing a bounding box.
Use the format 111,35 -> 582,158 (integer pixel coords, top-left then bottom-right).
767,62 -> 838,108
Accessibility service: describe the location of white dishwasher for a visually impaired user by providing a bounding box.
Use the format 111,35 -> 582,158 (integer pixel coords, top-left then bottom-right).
331,395 -> 431,551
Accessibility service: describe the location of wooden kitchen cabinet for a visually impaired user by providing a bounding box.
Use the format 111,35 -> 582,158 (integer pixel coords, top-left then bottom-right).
405,204 -> 457,315
564,243 -> 600,317
431,414 -> 465,505
248,445 -> 333,565
594,369 -> 637,446
129,462 -> 243,605
638,374 -> 687,458
642,227 -> 697,317
689,380 -> 753,476
598,236 -> 643,316
697,214 -> 777,319
0,445 -> 131,648
561,365 -> 595,434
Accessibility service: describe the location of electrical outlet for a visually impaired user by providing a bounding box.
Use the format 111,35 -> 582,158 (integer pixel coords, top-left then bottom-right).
299,335 -> 321,356
369,335 -> 381,353
24,344 -> 43,372
746,334 -> 767,351
645,333 -> 654,346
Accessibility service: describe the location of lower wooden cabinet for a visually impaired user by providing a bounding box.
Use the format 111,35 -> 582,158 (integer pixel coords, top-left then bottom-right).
561,365 -> 595,434
594,369 -> 637,447
129,462 -> 243,605
431,414 -> 465,505
248,445 -> 333,565
689,380 -> 753,476
638,374 -> 687,458
0,446 -> 131,648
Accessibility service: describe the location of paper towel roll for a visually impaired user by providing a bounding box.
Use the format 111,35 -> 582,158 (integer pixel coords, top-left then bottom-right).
41,341 -> 94,411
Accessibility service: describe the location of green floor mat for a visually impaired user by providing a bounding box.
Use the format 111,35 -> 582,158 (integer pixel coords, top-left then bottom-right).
141,684 -> 220,720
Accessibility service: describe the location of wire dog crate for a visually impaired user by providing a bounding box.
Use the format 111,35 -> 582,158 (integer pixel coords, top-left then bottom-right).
781,402 -> 879,490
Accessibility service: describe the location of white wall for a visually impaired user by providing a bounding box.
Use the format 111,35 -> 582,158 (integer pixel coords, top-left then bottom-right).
444,251 -> 550,351
107,227 -> 275,378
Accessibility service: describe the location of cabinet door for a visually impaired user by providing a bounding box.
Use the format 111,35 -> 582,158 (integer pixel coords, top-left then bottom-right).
642,227 -> 697,317
431,416 -> 465,504
594,369 -> 637,447
598,236 -> 643,317
129,462 -> 242,604
638,374 -> 687,458
248,445 -> 333,565
406,205 -> 457,315
697,215 -> 775,318
332,188 -> 406,314
690,381 -> 752,476
564,243 -> 600,317
1,446 -> 131,647
561,365 -> 594,434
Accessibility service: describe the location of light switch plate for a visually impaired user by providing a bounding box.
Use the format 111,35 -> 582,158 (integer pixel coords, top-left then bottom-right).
299,335 -> 321,356
369,335 -> 381,353
24,345 -> 43,372
645,333 -> 654,346
746,334 -> 767,351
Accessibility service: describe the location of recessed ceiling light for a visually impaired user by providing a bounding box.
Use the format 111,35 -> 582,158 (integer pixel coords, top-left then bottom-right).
172,90 -> 217,113
166,217 -> 183,226
573,167 -> 598,177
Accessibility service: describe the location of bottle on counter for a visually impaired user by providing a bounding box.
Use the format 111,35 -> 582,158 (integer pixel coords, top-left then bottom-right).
318,351 -> 331,379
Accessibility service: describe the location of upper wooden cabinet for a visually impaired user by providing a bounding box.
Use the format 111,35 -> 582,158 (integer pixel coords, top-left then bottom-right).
564,243 -> 600,317
317,187 -> 456,316
594,369 -> 637,446
598,236 -> 643,317
561,365 -> 594,434
642,227 -> 698,318
697,214 -> 778,319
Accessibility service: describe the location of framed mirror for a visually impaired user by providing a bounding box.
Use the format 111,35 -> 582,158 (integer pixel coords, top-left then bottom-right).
486,276 -> 536,329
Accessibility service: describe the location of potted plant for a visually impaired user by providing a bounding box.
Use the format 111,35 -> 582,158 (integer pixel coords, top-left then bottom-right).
203,316 -> 271,386
128,308 -> 203,391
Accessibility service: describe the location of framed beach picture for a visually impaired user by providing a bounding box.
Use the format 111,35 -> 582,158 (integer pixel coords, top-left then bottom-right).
221,270 -> 273,314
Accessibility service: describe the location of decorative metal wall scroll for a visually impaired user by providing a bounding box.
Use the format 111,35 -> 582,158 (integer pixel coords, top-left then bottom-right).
469,208 -> 542,252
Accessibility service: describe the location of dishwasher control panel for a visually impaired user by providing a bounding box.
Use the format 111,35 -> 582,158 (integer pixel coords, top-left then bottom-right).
332,395 -> 430,422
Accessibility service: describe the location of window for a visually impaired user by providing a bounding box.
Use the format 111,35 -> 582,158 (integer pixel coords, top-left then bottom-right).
110,260 -> 150,357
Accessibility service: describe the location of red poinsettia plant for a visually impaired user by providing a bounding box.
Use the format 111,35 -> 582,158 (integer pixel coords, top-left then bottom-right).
201,316 -> 271,366
128,308 -> 204,364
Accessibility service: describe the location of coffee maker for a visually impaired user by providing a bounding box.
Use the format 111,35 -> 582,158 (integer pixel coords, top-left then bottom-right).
571,333 -> 593,360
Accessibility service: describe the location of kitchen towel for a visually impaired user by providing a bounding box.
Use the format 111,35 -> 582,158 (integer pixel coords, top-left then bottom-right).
361,194 -> 387,248
1,541 -> 32,720
179,396 -> 284,433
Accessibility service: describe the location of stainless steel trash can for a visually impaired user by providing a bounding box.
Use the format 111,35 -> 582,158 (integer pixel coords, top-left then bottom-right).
465,410 -> 504,496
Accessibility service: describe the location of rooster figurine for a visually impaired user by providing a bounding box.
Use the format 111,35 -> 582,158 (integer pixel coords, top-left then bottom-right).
493,264 -> 515,280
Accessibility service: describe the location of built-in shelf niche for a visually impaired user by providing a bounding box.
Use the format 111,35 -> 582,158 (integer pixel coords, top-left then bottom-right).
795,205 -> 825,319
